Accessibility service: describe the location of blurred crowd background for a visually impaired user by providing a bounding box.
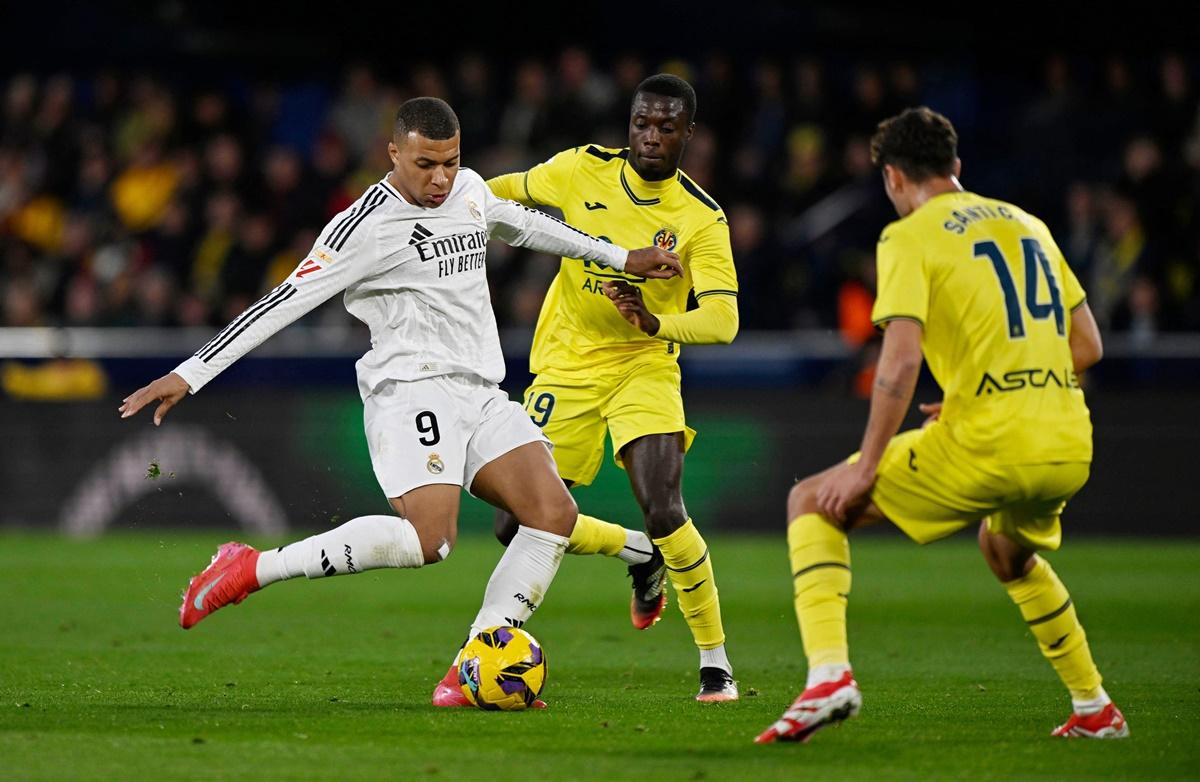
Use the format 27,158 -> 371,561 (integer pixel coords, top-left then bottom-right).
2,47 -> 1198,345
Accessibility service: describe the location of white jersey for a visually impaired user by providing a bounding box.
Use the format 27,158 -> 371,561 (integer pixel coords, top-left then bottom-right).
173,169 -> 629,399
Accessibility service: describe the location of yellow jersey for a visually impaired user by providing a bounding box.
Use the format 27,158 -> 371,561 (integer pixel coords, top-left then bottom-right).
488,145 -> 737,375
872,191 -> 1092,464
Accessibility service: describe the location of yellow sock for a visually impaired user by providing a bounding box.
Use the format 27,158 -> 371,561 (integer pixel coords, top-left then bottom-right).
1004,556 -> 1103,700
653,520 -> 725,650
566,514 -> 627,558
788,514 -> 851,667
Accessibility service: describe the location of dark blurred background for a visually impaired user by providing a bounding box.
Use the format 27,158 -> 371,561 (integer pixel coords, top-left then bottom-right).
2,2 -> 1198,335
1,2 -> 1198,536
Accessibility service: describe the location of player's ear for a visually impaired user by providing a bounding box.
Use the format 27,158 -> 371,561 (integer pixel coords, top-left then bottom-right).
883,164 -> 901,193
388,140 -> 401,167
952,157 -> 962,178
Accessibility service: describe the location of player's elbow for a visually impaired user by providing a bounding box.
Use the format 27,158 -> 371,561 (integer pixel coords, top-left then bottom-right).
1074,340 -> 1102,373
715,318 -> 738,345
711,300 -> 739,344
1069,303 -> 1103,372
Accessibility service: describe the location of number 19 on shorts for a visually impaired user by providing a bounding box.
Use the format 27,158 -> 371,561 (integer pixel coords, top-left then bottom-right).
524,392 -> 555,428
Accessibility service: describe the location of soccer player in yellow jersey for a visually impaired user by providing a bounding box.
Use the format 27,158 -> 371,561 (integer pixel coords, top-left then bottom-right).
487,75 -> 740,701
756,107 -> 1129,743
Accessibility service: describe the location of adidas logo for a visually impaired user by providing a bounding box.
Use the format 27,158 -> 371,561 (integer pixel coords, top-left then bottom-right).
409,223 -> 433,245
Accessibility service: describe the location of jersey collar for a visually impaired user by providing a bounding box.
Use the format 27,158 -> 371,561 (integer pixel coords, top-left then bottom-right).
620,159 -> 676,206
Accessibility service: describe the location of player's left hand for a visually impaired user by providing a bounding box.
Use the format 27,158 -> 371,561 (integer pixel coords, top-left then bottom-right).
816,460 -> 876,523
603,280 -> 660,336
919,401 -> 942,428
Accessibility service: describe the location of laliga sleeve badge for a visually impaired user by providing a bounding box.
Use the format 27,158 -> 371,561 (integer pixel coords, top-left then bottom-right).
653,228 -> 678,251
427,453 -> 445,474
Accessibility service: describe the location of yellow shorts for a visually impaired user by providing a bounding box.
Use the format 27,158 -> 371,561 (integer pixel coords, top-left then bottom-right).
850,422 -> 1090,551
523,361 -> 696,486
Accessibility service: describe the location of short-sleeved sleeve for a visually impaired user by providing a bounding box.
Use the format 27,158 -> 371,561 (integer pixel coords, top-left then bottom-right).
486,147 -> 581,209
871,225 -> 929,328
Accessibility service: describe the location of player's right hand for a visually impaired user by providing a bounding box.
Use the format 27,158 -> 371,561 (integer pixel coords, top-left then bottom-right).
918,401 -> 942,428
624,247 -> 682,279
119,372 -> 191,426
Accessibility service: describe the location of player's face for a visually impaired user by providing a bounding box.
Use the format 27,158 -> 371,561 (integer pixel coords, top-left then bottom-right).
388,132 -> 461,208
628,93 -> 694,181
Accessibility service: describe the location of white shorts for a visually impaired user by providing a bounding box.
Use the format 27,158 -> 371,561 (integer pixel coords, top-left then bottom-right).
363,374 -> 550,499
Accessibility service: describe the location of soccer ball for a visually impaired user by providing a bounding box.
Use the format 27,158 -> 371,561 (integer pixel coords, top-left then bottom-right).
457,625 -> 547,711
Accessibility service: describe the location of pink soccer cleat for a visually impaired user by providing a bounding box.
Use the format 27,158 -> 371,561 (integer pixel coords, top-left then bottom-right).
754,670 -> 861,744
431,663 -> 473,707
1052,702 -> 1129,738
431,662 -> 548,708
179,542 -> 261,629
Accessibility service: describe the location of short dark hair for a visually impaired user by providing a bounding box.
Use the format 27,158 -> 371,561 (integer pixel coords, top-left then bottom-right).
870,107 -> 958,181
633,74 -> 697,124
394,97 -> 459,141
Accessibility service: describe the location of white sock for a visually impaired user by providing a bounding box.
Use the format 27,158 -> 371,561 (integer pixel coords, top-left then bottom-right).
467,525 -> 568,638
255,514 -> 424,586
806,663 -> 852,689
1072,687 -> 1111,716
618,528 -> 653,565
699,645 -> 732,675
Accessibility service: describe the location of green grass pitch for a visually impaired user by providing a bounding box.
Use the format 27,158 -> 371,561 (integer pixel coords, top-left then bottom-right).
1,532 -> 1197,780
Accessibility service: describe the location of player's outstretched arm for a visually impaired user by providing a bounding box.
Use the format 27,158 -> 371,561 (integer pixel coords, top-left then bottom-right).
1069,302 -> 1103,372
119,372 -> 190,426
119,217 -> 377,421
484,193 -> 681,278
817,318 -> 923,522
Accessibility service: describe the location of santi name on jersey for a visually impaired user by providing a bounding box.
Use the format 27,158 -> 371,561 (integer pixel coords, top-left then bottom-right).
975,367 -> 1080,396
413,229 -> 490,278
942,203 -> 1016,235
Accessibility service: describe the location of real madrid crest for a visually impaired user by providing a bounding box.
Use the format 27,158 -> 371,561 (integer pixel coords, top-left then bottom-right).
467,198 -> 481,222
653,227 -> 678,251
426,453 -> 445,474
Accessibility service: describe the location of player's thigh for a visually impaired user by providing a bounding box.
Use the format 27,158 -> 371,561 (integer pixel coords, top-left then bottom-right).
467,387 -> 577,536
605,362 -> 696,470
865,425 -> 1005,544
363,377 -> 470,498
470,441 -> 577,537
522,374 -> 608,486
986,462 -> 1090,552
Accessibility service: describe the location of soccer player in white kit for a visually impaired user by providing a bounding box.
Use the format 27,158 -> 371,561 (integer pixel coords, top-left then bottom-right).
118,98 -> 681,705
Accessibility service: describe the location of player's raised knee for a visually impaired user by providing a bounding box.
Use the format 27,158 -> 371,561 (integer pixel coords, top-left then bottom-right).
787,476 -> 820,524
521,490 -> 578,538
